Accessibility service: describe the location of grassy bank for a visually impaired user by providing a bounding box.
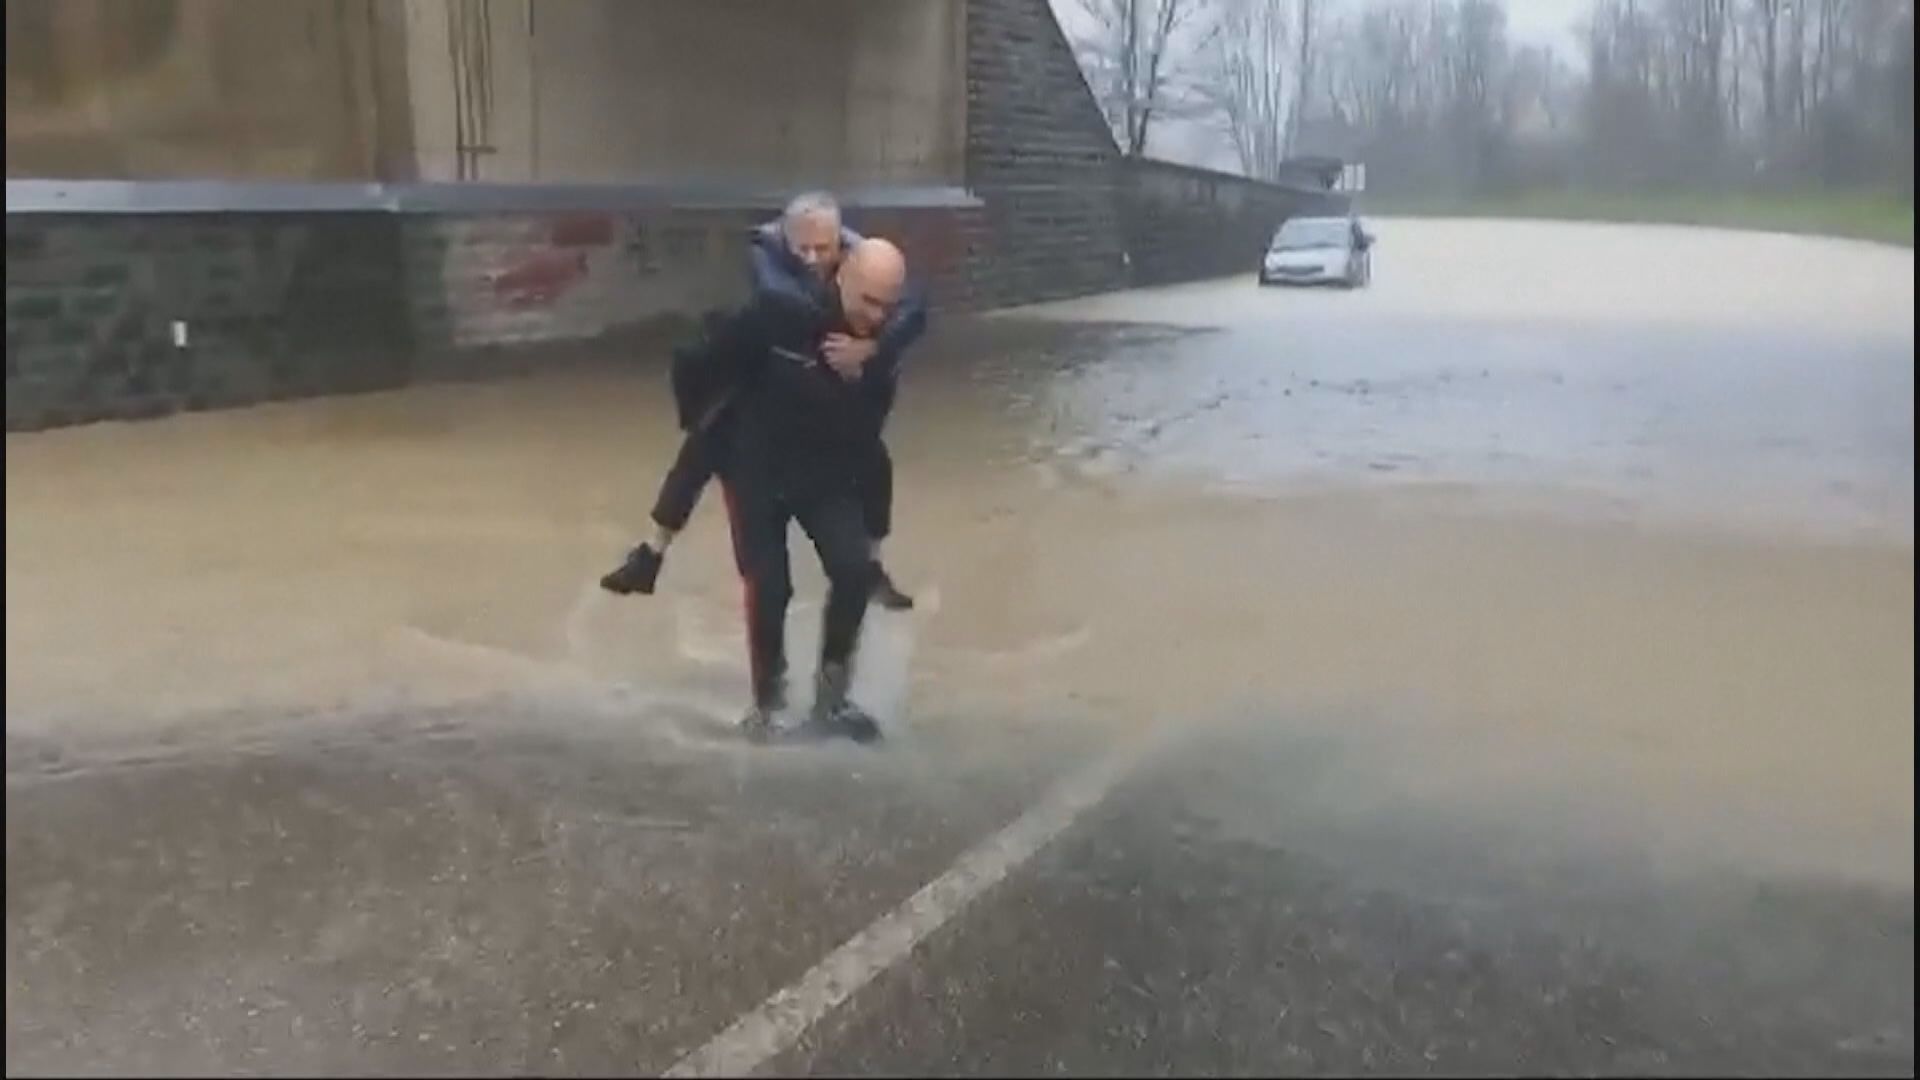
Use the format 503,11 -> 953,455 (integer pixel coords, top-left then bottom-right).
1364,190 -> 1914,247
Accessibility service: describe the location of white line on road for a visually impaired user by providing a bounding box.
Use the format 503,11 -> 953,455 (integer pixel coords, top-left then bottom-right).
661,730 -> 1163,1078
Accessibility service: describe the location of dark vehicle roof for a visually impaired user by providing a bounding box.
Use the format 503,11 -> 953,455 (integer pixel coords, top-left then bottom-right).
1275,156 -> 1344,189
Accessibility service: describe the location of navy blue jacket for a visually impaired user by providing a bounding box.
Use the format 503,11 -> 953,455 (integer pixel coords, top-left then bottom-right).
710,290 -> 897,500
746,219 -> 929,385
668,220 -> 929,439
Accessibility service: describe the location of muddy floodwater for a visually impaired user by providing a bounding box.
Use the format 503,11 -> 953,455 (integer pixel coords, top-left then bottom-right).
7,220 -> 1914,1075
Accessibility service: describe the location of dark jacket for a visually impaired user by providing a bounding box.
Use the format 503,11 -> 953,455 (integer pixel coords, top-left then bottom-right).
747,219 -> 930,385
715,291 -> 897,499
668,308 -> 738,433
668,221 -> 928,439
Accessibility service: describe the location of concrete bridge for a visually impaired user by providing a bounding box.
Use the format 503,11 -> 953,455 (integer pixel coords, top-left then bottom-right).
4,0 -> 1342,431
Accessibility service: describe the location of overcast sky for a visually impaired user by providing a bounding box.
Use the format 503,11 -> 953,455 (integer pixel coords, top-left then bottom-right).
1503,0 -> 1588,57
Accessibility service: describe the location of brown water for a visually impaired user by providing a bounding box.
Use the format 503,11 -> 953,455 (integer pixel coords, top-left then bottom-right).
7,218 -> 1914,892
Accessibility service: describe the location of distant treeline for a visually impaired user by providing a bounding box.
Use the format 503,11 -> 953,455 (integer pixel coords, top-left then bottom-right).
1066,0 -> 1915,201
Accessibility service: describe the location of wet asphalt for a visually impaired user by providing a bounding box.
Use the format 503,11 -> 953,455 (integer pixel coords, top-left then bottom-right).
8,703 -> 1911,1076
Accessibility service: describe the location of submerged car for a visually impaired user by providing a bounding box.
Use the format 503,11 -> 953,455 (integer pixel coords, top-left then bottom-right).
1258,214 -> 1374,288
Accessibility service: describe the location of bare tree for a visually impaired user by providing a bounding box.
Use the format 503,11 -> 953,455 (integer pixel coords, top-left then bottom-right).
1657,0 -> 1728,152
1287,0 -> 1320,155
1785,0 -> 1808,130
1196,0 -> 1296,179
1726,7 -> 1742,136
1435,0 -> 1510,188
1755,0 -> 1780,140
1305,0 -> 1506,194
1572,0 -> 1910,191
1321,2 -> 1402,132
1161,0 -> 1909,196
1067,0 -> 1209,155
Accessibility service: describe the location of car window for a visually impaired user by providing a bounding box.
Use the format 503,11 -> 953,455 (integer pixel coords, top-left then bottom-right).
1270,218 -> 1351,250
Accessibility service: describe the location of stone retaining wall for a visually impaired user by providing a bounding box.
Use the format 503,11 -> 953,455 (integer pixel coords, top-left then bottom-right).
5,0 -> 1325,431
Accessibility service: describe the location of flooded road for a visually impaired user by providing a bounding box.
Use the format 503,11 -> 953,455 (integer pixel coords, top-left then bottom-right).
1013,219 -> 1914,540
7,219 -> 1914,1074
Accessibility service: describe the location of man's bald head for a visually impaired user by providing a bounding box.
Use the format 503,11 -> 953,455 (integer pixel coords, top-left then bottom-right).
847,237 -> 906,286
836,238 -> 908,337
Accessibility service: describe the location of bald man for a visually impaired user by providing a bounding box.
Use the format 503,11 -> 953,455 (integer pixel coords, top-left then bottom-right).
696,238 -> 914,742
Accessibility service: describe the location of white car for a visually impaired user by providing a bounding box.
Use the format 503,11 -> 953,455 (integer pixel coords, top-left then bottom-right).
1258,215 -> 1374,288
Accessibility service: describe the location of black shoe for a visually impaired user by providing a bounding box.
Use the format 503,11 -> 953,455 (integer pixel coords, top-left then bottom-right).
600,543 -> 664,595
737,664 -> 791,737
739,678 -> 788,743
871,563 -> 915,611
830,702 -> 883,744
801,704 -> 881,743
739,703 -> 776,742
810,663 -> 883,744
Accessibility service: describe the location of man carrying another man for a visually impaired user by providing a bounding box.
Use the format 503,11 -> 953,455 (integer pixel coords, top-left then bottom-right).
601,193 -> 926,741
601,192 -> 922,611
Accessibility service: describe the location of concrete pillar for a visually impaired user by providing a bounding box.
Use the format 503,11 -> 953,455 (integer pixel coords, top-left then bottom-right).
843,1 -> 967,185
395,0 -> 535,182
477,0 -> 535,182
396,1 -> 458,180
367,0 -> 421,181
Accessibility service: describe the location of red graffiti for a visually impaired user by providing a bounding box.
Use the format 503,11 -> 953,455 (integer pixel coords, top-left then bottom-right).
489,248 -> 590,309
484,214 -> 616,308
548,213 -> 616,247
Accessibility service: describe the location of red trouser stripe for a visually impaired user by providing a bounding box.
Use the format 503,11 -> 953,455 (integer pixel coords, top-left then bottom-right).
718,479 -> 765,694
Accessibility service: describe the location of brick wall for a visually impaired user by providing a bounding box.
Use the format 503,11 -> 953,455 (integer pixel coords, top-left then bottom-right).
6,214 -> 411,431
1120,160 -> 1349,287
400,210 -> 758,352
844,205 -> 986,315
401,204 -> 984,355
962,0 -> 1128,308
959,0 -> 1334,302
3,201 -> 981,429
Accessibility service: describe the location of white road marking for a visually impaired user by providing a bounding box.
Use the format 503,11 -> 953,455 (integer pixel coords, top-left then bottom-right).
661,731 -> 1163,1078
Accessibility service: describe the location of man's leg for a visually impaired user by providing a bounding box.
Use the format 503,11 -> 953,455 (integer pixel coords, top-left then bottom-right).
652,429 -> 720,536
860,440 -> 914,611
600,429 -> 720,596
794,492 -> 882,742
718,476 -> 794,732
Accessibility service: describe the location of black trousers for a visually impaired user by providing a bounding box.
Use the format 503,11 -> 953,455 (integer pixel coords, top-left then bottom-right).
652,426 -> 894,540
860,440 -> 893,540
650,426 -> 726,532
717,473 -> 878,705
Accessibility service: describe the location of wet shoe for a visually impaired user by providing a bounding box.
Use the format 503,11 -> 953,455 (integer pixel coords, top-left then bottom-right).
871,563 -> 915,611
799,702 -> 881,744
739,678 -> 788,743
600,543 -> 664,595
738,703 -> 776,743
811,662 -> 851,727
810,663 -> 883,744
828,701 -> 883,744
